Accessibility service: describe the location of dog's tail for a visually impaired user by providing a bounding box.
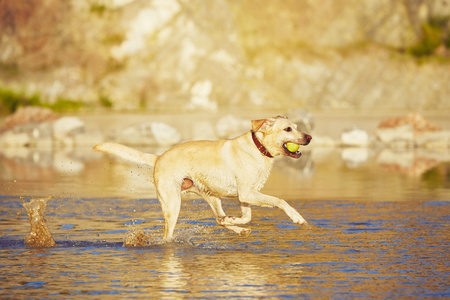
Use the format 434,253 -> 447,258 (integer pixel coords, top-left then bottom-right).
94,142 -> 158,166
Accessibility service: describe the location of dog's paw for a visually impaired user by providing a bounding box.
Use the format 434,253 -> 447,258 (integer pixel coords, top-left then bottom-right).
298,219 -> 308,225
218,216 -> 235,226
238,228 -> 252,237
223,225 -> 251,236
218,215 -> 251,226
291,213 -> 307,225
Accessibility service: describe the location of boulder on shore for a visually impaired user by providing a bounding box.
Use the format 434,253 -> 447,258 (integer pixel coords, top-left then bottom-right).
376,113 -> 450,148
110,122 -> 181,146
0,106 -> 102,148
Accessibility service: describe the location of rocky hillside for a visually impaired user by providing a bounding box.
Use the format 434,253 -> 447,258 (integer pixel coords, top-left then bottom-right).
0,0 -> 449,113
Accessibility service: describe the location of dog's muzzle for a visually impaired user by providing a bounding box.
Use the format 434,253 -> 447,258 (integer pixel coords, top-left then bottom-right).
283,134 -> 312,158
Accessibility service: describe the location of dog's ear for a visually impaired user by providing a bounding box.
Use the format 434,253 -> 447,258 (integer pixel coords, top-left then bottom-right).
251,119 -> 266,132
251,118 -> 274,133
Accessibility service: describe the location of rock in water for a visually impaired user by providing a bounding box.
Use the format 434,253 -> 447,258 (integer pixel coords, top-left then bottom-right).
378,112 -> 441,133
376,113 -> 449,148
341,126 -> 370,147
112,122 -> 181,146
0,107 -> 59,133
52,116 -> 85,146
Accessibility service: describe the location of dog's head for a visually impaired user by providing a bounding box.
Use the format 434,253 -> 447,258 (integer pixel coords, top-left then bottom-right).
251,116 -> 312,158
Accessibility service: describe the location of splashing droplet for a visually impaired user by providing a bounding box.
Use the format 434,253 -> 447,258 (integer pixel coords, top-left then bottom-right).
123,225 -> 150,247
23,197 -> 56,247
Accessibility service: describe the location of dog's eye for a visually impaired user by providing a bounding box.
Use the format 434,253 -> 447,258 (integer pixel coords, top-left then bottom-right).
284,127 -> 292,132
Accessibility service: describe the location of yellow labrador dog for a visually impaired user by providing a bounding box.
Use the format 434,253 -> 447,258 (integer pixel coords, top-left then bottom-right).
94,116 -> 311,240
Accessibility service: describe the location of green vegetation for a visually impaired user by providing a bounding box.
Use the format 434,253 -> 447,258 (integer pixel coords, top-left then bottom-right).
408,17 -> 450,58
0,88 -> 40,115
48,98 -> 84,112
0,87 -> 85,115
99,94 -> 112,108
422,166 -> 443,189
102,33 -> 125,45
89,3 -> 108,16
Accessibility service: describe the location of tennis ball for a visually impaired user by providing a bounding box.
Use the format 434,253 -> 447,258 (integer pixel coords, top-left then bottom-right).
285,142 -> 300,153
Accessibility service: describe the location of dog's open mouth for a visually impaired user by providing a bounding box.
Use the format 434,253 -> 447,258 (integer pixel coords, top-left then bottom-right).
283,142 -> 302,158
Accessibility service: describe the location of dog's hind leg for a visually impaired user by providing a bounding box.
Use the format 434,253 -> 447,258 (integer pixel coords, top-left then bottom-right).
155,185 -> 182,241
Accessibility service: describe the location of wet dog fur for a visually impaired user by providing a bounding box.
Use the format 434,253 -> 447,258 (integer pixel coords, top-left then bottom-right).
94,116 -> 312,240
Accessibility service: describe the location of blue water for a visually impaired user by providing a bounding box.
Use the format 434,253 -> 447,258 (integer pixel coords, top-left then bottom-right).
0,196 -> 449,298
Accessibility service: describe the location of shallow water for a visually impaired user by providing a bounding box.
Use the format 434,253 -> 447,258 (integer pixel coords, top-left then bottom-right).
1,146 -> 449,298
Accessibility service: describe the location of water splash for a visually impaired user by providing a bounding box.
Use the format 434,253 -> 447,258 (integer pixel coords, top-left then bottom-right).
22,196 -> 56,247
123,225 -> 150,247
173,225 -> 205,246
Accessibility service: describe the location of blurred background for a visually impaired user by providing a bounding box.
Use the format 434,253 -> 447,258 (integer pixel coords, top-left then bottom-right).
0,0 -> 449,113
1,4 -> 449,297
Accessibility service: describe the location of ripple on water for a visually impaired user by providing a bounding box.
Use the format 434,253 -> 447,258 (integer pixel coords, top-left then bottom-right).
0,197 -> 449,298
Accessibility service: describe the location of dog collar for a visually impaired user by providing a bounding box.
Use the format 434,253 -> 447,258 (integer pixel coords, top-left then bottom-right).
251,131 -> 273,158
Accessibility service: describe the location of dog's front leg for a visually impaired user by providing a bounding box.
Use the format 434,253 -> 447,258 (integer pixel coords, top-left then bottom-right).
226,225 -> 251,236
240,191 -> 307,225
201,193 -> 252,236
218,203 -> 252,226
218,204 -> 252,236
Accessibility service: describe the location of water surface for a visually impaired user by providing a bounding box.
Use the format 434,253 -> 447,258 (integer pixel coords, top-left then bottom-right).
0,146 -> 449,298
